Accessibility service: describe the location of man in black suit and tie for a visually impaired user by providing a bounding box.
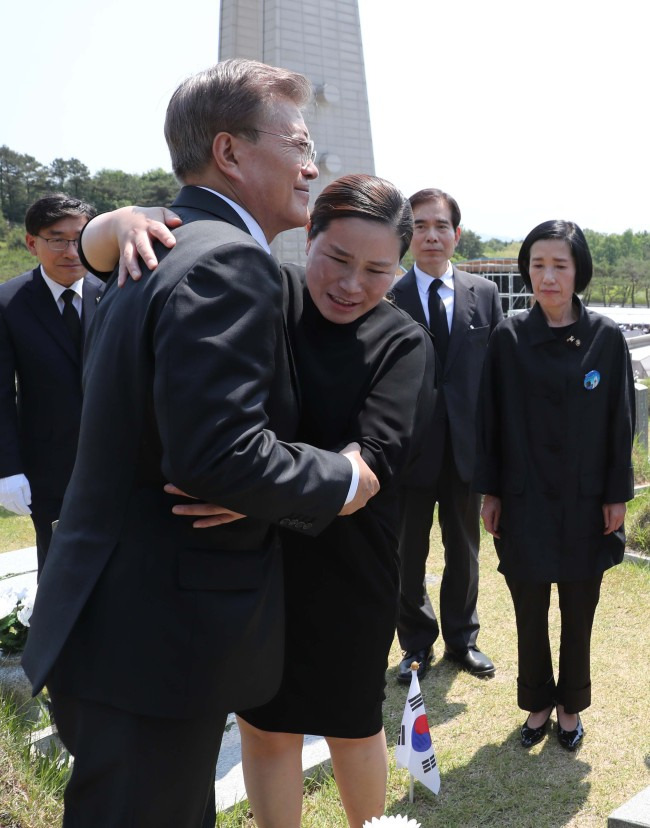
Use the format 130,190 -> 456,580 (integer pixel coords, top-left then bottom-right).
0,194 -> 102,575
22,59 -> 378,827
392,188 -> 503,683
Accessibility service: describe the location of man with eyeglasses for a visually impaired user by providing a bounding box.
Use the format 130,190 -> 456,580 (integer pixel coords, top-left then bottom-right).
22,59 -> 378,827
0,193 -> 102,574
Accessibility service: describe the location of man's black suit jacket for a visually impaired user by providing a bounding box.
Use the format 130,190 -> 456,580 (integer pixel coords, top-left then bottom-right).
0,267 -> 103,504
23,186 -> 351,719
391,265 -> 503,486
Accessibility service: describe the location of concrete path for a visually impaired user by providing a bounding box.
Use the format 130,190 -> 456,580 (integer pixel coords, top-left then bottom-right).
215,715 -> 330,810
0,544 -> 37,588
1,545 -> 331,810
609,786 -> 650,827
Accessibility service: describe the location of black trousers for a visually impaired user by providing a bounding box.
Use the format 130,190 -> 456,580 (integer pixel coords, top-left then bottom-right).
397,440 -> 481,655
505,573 -> 603,714
51,691 -> 226,828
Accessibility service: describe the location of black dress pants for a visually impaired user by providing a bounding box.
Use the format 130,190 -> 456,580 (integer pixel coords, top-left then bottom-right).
397,440 -> 481,655
51,690 -> 226,828
505,573 -> 603,714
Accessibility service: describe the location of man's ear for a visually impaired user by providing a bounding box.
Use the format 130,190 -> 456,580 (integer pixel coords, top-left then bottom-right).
211,132 -> 244,181
25,233 -> 38,258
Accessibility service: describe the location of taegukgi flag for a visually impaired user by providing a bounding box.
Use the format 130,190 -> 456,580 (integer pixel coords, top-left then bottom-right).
395,667 -> 440,795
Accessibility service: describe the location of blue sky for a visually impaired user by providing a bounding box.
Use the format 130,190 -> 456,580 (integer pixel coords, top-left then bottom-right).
3,0 -> 648,239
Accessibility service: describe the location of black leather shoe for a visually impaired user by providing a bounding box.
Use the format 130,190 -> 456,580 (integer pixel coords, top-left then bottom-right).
397,647 -> 433,684
520,709 -> 553,748
444,646 -> 495,677
557,714 -> 584,751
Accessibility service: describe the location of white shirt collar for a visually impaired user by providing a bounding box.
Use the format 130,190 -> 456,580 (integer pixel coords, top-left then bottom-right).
197,187 -> 271,254
40,266 -> 84,302
413,261 -> 454,293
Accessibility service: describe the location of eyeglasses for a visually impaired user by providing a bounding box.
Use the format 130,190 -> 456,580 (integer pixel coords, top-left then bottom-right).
36,236 -> 81,251
252,129 -> 317,166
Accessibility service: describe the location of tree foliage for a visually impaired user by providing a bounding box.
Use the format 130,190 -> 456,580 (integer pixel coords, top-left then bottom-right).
452,232 -> 522,262
0,145 -> 181,282
0,145 -> 178,223
455,227 -> 484,260
451,223 -> 650,308
2,142 -> 650,304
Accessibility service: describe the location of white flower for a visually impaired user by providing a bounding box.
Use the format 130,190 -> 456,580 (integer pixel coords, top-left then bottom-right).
16,602 -> 33,627
362,817 -> 421,828
0,582 -> 35,624
0,585 -> 19,619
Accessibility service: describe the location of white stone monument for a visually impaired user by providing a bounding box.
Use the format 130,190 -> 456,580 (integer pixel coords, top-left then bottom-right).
219,0 -> 375,263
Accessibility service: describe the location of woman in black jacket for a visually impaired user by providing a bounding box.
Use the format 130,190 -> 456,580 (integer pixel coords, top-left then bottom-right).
476,220 -> 635,750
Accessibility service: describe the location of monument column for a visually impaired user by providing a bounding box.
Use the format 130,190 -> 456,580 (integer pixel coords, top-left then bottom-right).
219,0 -> 375,263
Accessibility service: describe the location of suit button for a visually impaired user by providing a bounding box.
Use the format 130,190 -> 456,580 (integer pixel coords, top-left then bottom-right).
303,522 -> 313,530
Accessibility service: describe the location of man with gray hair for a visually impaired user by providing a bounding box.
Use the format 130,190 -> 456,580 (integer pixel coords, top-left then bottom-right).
23,59 -> 378,826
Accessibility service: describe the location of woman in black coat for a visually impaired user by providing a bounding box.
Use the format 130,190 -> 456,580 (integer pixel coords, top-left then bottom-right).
475,220 -> 635,751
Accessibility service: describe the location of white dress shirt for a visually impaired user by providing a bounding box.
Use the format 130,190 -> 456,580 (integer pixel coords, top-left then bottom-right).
197,187 -> 271,254
414,261 -> 454,331
41,266 -> 84,317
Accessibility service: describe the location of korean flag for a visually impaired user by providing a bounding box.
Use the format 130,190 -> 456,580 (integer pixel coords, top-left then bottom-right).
395,668 -> 440,795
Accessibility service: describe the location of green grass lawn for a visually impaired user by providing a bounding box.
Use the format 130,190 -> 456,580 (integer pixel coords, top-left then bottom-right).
2,511 -> 649,827
626,487 -> 650,554
0,244 -> 34,284
0,507 -> 36,553
220,522 -> 650,828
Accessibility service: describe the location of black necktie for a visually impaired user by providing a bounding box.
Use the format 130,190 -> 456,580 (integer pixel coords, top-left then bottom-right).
61,289 -> 82,352
428,278 -> 449,366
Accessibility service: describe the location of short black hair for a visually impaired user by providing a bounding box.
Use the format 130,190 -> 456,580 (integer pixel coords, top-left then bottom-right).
409,188 -> 461,231
518,220 -> 593,293
308,174 -> 413,259
25,193 -> 96,236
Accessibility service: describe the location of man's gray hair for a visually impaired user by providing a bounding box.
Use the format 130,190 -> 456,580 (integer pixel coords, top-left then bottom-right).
164,58 -> 313,182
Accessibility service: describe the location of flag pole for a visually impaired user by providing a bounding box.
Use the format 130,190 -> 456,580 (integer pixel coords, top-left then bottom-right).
408,661 -> 418,804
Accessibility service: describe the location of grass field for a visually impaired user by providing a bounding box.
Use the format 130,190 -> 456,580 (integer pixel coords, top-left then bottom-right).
2,512 -> 649,827
216,522 -> 650,827
0,507 -> 36,553
0,243 -> 34,284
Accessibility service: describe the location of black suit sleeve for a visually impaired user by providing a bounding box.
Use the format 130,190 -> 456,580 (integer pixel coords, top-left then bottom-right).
474,323 -> 504,496
604,331 -> 635,503
0,304 -> 23,478
489,279 -> 505,330
354,325 -> 436,486
154,241 -> 352,530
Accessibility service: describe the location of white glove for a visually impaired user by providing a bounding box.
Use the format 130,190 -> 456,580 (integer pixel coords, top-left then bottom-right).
0,473 -> 32,515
